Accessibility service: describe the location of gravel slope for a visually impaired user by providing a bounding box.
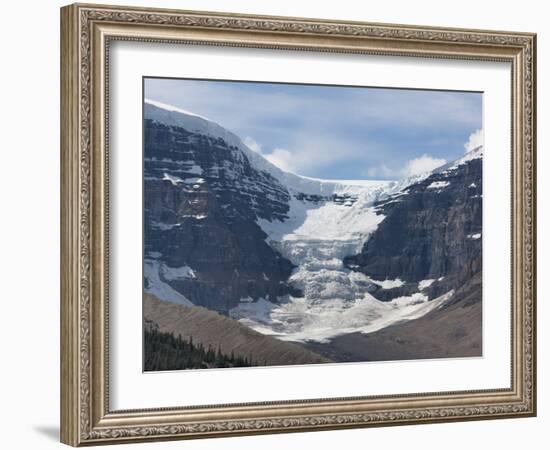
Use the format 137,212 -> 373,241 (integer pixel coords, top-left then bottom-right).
144,294 -> 331,367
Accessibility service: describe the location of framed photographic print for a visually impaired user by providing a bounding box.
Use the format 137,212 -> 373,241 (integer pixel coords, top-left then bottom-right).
60,3 -> 537,446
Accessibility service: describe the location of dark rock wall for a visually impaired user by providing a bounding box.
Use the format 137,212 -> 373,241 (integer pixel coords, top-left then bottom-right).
144,120 -> 298,313
344,157 -> 482,286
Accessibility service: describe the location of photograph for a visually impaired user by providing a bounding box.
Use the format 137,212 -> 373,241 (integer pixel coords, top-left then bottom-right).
55,2 -> 537,446
142,78 -> 484,371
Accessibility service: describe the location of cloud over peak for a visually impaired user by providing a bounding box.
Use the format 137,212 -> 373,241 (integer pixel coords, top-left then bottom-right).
245,136 -> 298,173
243,136 -> 262,154
264,148 -> 296,173
404,154 -> 447,177
366,154 -> 446,180
464,128 -> 484,153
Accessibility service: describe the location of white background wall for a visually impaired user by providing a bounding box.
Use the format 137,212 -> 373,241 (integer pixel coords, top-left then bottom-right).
0,0 -> 546,449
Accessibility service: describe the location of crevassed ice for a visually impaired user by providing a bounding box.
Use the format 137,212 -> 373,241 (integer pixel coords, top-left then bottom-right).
246,188 -> 454,343
230,290 -> 454,343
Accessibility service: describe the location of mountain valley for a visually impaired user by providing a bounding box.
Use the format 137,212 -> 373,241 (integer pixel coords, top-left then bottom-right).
143,99 -> 483,365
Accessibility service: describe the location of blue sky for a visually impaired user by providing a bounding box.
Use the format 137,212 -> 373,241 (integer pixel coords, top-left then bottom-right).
144,77 -> 483,180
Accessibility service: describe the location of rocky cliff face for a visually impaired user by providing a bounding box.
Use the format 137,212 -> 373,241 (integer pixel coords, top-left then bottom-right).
344,151 -> 482,280
343,149 -> 482,302
144,104 -> 299,313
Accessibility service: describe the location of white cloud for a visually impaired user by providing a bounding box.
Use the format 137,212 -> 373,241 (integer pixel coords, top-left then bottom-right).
243,136 -> 296,172
365,164 -> 394,179
244,133 -> 364,176
264,148 -> 296,173
243,136 -> 262,153
464,128 -> 483,153
242,136 -> 305,173
403,154 -> 447,177
366,154 -> 446,180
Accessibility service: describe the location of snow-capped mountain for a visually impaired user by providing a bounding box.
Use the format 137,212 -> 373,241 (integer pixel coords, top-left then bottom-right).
143,99 -> 482,345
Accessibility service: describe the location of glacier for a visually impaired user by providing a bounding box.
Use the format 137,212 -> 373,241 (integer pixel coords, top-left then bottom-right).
233,185 -> 453,343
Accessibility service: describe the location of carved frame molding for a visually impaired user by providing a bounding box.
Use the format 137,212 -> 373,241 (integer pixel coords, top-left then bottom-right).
60,3 -> 536,446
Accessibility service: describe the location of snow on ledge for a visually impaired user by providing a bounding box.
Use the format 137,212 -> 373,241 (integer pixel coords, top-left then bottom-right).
368,278 -> 404,289
161,264 -> 196,280
162,172 -> 183,186
418,279 -> 435,290
427,181 -> 450,190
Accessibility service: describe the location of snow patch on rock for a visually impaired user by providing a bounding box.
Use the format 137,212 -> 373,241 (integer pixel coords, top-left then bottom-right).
161,264 -> 196,280
427,181 -> 450,190
368,278 -> 405,289
162,172 -> 183,186
418,279 -> 436,290
144,259 -> 193,306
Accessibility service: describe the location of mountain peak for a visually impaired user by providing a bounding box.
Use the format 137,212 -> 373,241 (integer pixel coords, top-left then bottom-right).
434,145 -> 483,175
144,98 -> 210,120
144,99 -> 244,149
144,100 -> 393,196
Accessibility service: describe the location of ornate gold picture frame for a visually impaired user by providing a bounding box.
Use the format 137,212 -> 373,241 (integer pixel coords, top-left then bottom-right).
60,3 -> 536,446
